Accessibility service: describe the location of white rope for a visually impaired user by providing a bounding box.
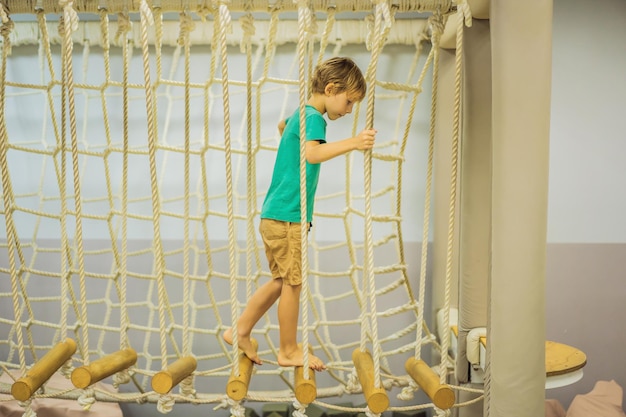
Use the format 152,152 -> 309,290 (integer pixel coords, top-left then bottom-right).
77,386 -> 96,410
0,4 -> 27,380
21,401 -> 37,417
454,0 -> 473,27
178,8 -> 194,370
295,0 -> 312,379
216,0 -> 241,379
413,8 -> 443,364
229,400 -> 246,417
110,1 -> 133,361
438,0 -> 471,385
0,4 -> 9,24
157,393 -> 175,413
360,0 -> 394,389
292,399 -> 307,417
8,0 -> 454,13
58,0 -> 92,379
138,0 -> 169,377
240,6 -> 258,331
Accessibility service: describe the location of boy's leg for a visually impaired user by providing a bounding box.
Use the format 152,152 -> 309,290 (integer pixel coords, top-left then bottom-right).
223,278 -> 282,364
276,283 -> 326,371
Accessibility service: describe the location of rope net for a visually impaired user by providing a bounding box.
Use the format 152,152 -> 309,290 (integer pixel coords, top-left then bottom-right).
0,1 -> 476,414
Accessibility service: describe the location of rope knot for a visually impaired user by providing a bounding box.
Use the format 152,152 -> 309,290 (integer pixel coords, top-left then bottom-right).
228,399 -> 246,417
396,379 -> 419,400
372,0 -> 393,30
113,369 -> 131,388
197,4 -> 212,22
78,387 -> 96,411
17,398 -> 33,410
60,359 -> 73,378
60,0 -> 80,33
140,0 -> 155,27
239,13 -> 255,52
428,9 -> 445,46
291,399 -> 307,417
365,408 -> 381,417
454,0 -> 473,27
0,18 -> 14,55
364,14 -> 374,51
436,408 -> 452,417
217,3 -> 233,35
21,402 -> 37,417
114,12 -> 132,44
156,393 -> 175,413
0,2 -> 10,24
293,0 -> 314,40
177,12 -> 196,46
344,368 -> 361,394
180,375 -> 197,398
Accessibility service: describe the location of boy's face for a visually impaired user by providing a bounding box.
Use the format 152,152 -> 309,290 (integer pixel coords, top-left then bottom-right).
325,89 -> 359,121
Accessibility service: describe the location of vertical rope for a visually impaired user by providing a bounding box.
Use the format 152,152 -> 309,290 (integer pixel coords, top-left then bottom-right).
100,7 -> 131,389
361,0 -> 393,389
315,6 -> 336,66
440,0 -> 472,386
108,5 -> 133,360
396,31 -> 428,307
178,6 -> 193,364
414,9 -> 443,362
179,7 -> 197,397
138,0 -> 168,372
178,11 -> 195,384
0,4 -> 37,370
59,0 -> 91,368
33,8 -> 73,379
197,4 -> 216,296
240,4 -> 256,307
294,0 -> 312,380
214,0 -> 240,378
0,6 -> 27,376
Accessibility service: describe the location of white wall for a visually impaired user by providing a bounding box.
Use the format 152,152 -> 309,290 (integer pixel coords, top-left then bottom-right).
546,0 -> 626,409
548,0 -> 626,243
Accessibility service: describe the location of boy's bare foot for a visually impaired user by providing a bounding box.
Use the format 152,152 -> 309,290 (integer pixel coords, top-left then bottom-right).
278,346 -> 326,371
223,328 -> 262,365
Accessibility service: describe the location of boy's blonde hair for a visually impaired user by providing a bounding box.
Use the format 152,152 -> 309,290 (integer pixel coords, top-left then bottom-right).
310,57 -> 367,101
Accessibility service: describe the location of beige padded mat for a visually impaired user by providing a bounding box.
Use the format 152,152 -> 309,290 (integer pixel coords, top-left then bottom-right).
0,372 -> 123,417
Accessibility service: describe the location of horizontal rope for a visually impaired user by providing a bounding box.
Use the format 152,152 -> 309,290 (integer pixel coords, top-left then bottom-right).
5,0 -> 453,14
7,19 -> 429,47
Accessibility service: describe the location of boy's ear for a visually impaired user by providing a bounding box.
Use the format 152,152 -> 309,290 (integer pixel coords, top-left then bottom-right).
324,83 -> 335,96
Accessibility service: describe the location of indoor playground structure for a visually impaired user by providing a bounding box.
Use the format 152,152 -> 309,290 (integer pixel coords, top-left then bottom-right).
0,1 -> 585,417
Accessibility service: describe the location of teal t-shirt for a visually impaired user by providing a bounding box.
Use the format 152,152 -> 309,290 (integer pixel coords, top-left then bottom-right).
261,105 -> 327,223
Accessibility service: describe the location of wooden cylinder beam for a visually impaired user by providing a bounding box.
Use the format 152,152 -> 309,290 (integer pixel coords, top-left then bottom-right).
71,348 -> 137,389
11,338 -> 77,401
351,348 -> 389,414
226,338 -> 258,401
151,356 -> 197,394
405,357 -> 455,410
294,345 -> 317,404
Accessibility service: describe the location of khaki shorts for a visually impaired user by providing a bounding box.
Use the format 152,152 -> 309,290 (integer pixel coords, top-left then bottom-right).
259,218 -> 309,286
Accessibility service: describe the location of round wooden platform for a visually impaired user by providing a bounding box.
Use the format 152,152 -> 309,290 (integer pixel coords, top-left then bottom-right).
477,336 -> 586,376
545,340 -> 587,377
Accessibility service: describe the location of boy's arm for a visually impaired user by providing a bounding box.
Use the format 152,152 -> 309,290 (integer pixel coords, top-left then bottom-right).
306,128 -> 376,164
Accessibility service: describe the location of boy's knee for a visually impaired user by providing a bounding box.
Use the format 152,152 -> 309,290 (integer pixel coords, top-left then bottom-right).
282,282 -> 302,292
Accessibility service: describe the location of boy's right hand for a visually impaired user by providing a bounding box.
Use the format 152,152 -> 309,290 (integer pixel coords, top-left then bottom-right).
354,128 -> 377,151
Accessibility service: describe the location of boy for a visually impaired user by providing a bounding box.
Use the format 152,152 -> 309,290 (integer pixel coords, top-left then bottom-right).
224,57 -> 376,371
